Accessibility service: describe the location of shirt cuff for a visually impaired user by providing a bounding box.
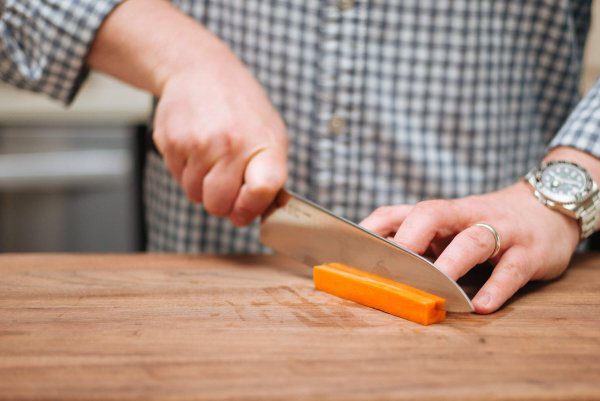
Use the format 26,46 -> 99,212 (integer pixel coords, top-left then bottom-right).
0,0 -> 124,104
549,78 -> 600,159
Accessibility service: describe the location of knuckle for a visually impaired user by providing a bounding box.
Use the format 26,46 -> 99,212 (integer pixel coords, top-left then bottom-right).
155,132 -> 175,155
246,177 -> 280,199
439,253 -> 460,273
219,130 -> 236,158
200,128 -> 245,160
415,199 -> 452,215
500,262 -> 529,289
521,254 -> 543,279
188,133 -> 210,153
166,133 -> 189,156
465,229 -> 491,253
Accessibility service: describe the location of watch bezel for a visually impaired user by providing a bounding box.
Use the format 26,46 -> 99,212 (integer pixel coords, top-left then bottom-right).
533,161 -> 594,205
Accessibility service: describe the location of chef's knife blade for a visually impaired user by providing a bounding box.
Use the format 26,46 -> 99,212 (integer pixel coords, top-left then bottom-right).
260,190 -> 474,312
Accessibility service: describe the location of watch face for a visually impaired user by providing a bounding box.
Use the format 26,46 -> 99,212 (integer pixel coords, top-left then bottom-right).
537,162 -> 591,204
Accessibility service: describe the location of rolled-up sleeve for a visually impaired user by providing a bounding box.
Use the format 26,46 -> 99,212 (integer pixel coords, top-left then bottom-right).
549,79 -> 600,158
0,0 -> 123,104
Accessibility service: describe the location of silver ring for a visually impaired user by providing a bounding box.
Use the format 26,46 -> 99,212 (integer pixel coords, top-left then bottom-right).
473,223 -> 501,259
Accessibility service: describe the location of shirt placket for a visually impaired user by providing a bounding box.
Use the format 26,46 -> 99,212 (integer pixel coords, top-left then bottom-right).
312,0 -> 357,208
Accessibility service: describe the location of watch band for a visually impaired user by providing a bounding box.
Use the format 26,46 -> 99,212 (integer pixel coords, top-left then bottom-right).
577,191 -> 600,239
525,162 -> 600,240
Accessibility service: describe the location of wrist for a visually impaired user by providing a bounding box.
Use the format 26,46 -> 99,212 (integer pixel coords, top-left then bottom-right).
513,180 -> 581,248
151,25 -> 233,96
542,147 -> 600,232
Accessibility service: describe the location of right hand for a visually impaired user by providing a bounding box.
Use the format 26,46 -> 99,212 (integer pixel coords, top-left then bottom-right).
153,42 -> 288,227
86,0 -> 287,226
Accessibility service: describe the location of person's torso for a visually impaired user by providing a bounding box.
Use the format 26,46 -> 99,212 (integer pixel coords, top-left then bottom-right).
145,0 -> 591,252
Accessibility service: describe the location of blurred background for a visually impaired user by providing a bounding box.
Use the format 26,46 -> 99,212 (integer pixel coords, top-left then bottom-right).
0,74 -> 151,252
0,5 -> 599,252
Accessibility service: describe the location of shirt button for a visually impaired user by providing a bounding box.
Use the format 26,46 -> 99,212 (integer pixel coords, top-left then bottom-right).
337,0 -> 355,11
328,115 -> 346,135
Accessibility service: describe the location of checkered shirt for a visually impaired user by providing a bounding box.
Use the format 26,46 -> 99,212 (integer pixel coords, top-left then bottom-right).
2,0 -> 599,253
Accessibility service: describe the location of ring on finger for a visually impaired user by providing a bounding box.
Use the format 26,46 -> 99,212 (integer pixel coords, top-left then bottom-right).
472,223 -> 501,259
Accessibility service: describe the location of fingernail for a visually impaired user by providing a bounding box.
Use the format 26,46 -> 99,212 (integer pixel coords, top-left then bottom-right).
476,292 -> 491,307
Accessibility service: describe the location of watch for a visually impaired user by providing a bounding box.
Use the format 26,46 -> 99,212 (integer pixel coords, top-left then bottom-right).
525,160 -> 600,240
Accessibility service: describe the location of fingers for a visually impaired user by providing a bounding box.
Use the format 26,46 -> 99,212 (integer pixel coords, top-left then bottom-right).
434,224 -> 500,281
392,200 -> 465,255
202,155 -> 246,216
157,130 -> 286,224
153,128 -> 187,184
229,148 -> 287,227
163,132 -> 227,206
359,205 -> 413,238
162,142 -> 285,223
472,248 -> 533,314
163,154 -> 187,184
179,153 -> 210,202
360,185 -> 573,315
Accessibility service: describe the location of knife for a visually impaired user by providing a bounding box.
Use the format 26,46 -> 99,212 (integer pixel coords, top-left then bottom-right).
260,189 -> 474,312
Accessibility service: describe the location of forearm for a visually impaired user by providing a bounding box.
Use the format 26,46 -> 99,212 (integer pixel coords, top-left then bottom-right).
90,0 -> 288,226
87,0 -> 228,96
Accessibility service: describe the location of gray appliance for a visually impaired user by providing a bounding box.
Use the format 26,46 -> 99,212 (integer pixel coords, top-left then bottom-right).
0,125 -> 141,252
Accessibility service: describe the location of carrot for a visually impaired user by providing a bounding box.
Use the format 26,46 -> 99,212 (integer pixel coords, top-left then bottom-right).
313,263 -> 446,325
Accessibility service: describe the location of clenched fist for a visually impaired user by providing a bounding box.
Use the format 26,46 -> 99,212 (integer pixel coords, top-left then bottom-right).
153,45 -> 288,226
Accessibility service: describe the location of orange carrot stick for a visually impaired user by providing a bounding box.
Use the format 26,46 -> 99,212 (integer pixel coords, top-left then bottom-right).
313,263 -> 446,325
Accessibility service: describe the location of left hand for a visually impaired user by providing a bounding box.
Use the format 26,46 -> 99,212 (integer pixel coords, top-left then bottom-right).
360,181 -> 580,314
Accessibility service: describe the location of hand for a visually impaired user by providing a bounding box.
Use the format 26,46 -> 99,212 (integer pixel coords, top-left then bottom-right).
87,0 -> 288,226
360,182 -> 580,314
153,45 -> 288,226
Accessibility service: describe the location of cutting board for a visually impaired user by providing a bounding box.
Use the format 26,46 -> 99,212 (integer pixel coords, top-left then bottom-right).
0,253 -> 599,400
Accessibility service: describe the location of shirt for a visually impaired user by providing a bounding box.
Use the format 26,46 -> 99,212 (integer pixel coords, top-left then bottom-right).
2,0 -> 599,253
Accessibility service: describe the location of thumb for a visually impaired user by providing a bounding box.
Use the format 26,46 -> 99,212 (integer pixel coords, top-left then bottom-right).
229,147 -> 287,227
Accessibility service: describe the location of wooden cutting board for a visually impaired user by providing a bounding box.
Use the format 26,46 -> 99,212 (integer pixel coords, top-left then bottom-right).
0,253 -> 599,400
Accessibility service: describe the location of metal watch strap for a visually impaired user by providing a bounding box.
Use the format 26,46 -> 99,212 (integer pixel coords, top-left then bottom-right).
577,191 -> 600,239
525,164 -> 600,240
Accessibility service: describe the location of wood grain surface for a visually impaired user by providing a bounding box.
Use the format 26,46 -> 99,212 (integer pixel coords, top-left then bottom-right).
0,253 -> 599,401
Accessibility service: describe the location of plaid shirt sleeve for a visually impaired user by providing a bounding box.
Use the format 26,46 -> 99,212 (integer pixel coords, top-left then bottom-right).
0,0 -> 123,104
550,78 -> 600,158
